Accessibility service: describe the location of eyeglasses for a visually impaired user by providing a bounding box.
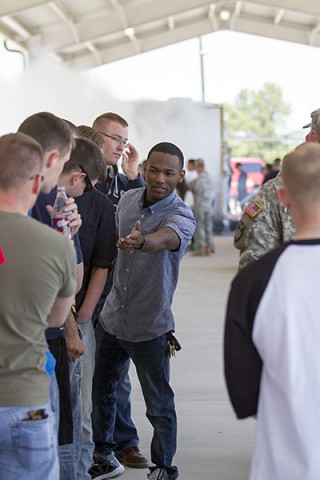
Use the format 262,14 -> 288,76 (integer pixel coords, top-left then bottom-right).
29,173 -> 44,182
79,164 -> 94,193
98,132 -> 130,149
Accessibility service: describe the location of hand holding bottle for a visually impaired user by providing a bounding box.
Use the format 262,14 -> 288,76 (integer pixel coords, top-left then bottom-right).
50,187 -> 75,242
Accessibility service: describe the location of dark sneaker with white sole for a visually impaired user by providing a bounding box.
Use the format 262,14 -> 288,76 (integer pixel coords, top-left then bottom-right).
90,451 -> 124,479
89,462 -> 124,479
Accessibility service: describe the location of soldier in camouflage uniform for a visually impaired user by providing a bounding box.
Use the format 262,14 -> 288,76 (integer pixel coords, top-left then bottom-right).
233,173 -> 295,269
188,159 -> 215,256
234,107 -> 320,270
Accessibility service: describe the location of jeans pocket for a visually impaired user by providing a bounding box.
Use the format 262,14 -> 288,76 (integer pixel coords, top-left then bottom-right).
13,414 -> 55,470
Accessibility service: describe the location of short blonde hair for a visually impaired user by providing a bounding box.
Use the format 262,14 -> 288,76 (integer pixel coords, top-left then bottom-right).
282,143 -> 320,208
92,112 -> 128,130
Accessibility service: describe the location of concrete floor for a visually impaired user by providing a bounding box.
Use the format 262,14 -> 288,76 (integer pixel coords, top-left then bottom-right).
121,234 -> 256,480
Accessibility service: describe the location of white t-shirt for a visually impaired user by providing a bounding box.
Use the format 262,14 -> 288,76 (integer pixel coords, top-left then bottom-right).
225,240 -> 320,480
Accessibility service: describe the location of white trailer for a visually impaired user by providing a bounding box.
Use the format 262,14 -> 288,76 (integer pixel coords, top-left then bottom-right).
127,98 -> 225,226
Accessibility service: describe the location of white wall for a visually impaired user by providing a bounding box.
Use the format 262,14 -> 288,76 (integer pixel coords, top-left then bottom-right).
0,58 -> 224,216
129,98 -> 222,176
128,98 -> 224,218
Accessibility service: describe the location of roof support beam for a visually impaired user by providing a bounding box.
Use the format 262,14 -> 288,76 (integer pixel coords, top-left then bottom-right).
0,24 -> 27,53
1,16 -> 31,39
109,0 -> 129,29
49,2 -> 80,43
249,0 -> 320,17
84,41 -> 102,65
208,4 -> 219,31
168,16 -> 175,30
274,9 -> 284,25
0,0 -> 50,17
309,21 -> 320,46
230,1 -> 242,30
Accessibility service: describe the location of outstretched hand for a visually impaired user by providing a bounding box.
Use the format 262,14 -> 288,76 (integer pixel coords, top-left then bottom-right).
117,220 -> 144,250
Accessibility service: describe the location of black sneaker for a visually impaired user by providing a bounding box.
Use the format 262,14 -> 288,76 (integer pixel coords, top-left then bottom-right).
93,451 -> 123,470
89,461 -> 124,479
147,468 -> 178,480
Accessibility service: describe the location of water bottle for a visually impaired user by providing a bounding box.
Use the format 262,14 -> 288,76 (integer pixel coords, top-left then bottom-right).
51,186 -> 73,242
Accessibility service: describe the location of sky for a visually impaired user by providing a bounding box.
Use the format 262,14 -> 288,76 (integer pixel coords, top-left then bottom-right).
1,29 -> 320,139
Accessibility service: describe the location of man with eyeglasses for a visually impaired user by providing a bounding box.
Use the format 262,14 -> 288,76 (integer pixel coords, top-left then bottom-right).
91,112 -> 148,473
0,132 -> 77,480
93,112 -> 145,205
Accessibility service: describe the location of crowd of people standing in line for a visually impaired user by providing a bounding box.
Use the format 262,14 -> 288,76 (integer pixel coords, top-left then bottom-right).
2,105 -> 317,480
0,110 -> 195,480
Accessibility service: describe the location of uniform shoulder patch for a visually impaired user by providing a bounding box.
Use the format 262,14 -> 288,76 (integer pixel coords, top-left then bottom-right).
234,221 -> 246,244
244,200 -> 263,218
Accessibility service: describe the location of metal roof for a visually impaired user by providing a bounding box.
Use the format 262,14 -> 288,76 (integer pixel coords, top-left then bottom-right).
1,0 -> 320,70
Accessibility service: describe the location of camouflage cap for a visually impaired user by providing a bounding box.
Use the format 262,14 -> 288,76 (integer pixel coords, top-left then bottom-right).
303,108 -> 320,129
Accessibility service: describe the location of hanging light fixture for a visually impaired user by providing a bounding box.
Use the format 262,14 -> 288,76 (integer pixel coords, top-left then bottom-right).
220,8 -> 231,21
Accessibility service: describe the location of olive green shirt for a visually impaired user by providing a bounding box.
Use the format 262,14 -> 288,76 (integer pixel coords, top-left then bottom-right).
0,212 -> 76,406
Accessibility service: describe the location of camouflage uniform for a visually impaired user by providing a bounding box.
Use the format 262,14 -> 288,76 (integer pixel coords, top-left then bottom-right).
188,171 -> 214,249
233,173 -> 295,269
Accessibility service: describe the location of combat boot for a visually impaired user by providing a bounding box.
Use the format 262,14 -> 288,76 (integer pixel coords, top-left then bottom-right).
192,247 -> 206,256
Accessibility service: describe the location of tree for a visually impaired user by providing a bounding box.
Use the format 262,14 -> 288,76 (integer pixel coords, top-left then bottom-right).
224,82 -> 291,163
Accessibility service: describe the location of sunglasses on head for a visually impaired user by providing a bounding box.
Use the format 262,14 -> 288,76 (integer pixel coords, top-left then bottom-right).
79,164 -> 94,192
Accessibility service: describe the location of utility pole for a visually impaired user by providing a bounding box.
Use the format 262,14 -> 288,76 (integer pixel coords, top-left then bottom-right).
198,36 -> 206,103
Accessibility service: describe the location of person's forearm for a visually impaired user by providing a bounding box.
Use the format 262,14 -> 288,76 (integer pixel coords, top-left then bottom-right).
135,227 -> 180,253
47,295 -> 74,327
65,310 -> 78,335
65,310 -> 85,361
76,262 -> 84,293
76,267 -> 109,323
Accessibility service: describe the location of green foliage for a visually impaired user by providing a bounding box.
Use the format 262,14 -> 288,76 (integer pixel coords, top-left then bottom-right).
224,82 -> 291,163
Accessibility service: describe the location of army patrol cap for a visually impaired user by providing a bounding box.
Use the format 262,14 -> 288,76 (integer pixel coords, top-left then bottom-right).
303,108 -> 320,129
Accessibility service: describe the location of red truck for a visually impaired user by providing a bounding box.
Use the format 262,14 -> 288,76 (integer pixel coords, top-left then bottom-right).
229,157 -> 266,198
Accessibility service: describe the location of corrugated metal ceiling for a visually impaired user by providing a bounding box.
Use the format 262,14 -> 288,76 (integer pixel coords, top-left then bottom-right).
0,0 -> 320,70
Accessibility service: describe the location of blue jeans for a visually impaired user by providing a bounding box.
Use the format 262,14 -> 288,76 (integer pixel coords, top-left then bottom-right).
113,359 -> 139,451
59,356 -> 83,480
77,320 -> 139,480
77,320 -> 95,480
92,323 -> 178,477
49,372 -> 59,438
0,404 -> 59,480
